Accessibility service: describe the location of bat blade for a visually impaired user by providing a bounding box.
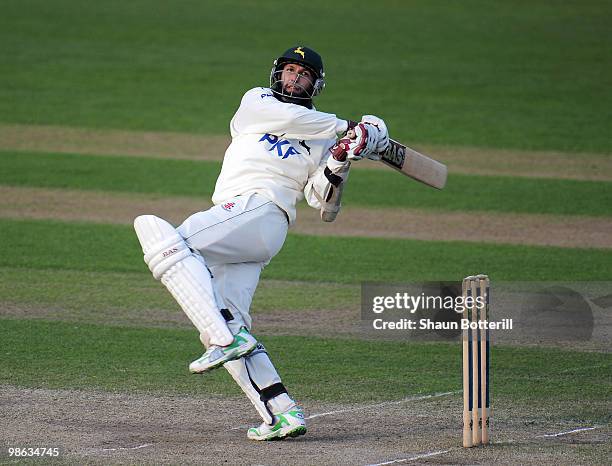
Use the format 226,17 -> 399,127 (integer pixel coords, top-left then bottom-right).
379,139 -> 447,189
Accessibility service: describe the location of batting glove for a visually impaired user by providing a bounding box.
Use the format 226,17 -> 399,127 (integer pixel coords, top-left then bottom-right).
361,115 -> 390,154
341,123 -> 379,161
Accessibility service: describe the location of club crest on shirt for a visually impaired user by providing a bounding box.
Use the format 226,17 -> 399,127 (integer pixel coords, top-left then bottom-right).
222,202 -> 236,211
259,133 -> 300,159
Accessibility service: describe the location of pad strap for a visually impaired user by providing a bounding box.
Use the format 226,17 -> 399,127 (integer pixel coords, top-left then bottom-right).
144,233 -> 191,280
220,308 -> 234,322
259,383 -> 288,403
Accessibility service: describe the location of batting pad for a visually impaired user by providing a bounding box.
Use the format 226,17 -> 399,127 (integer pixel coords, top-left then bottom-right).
224,355 -> 274,425
224,343 -> 295,424
134,215 -> 234,347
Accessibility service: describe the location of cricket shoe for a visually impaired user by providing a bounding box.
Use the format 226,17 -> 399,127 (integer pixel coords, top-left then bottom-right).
247,407 -> 307,441
189,327 -> 257,373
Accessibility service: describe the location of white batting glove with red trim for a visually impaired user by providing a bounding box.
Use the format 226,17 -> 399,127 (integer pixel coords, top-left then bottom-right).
361,115 -> 390,154
344,123 -> 380,161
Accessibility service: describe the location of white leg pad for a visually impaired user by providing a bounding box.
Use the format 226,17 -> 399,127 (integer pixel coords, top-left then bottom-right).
224,343 -> 295,424
134,215 -> 233,347
224,355 -> 274,425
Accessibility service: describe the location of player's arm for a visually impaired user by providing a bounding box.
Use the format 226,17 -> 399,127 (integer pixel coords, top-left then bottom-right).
303,143 -> 351,222
231,88 -> 349,140
304,116 -> 390,222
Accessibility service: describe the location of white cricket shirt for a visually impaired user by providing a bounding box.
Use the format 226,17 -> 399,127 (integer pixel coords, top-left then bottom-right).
212,87 -> 348,225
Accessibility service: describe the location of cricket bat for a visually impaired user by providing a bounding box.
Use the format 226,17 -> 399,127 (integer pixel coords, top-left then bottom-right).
379,139 -> 447,189
344,128 -> 448,189
320,132 -> 447,222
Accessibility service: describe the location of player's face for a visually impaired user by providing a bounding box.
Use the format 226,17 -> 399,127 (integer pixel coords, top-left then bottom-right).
281,63 -> 315,96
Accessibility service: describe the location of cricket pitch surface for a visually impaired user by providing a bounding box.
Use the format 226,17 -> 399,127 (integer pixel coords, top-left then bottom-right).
1,385 -> 608,465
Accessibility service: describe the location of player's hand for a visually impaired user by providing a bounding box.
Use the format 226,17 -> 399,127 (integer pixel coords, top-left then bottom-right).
344,123 -> 380,161
361,115 -> 390,154
330,120 -> 387,162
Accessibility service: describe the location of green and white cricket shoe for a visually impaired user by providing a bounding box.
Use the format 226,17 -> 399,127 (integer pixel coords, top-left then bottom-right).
189,327 -> 257,373
247,407 -> 307,441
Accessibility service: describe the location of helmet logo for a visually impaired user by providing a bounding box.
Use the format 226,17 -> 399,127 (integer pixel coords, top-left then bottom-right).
293,47 -> 305,59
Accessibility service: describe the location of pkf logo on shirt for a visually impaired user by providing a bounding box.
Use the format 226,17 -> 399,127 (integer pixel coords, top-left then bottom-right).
259,133 -> 300,159
222,202 -> 236,211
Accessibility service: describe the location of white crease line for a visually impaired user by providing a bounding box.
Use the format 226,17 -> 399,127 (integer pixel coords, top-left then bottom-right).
307,391 -> 459,420
230,391 -> 458,430
365,449 -> 451,466
559,364 -> 608,374
100,443 -> 154,452
495,426 -> 599,445
366,425 -> 599,465
537,426 -> 598,438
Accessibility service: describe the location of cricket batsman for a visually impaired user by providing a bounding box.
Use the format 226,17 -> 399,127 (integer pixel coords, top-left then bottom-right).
133,46 -> 389,440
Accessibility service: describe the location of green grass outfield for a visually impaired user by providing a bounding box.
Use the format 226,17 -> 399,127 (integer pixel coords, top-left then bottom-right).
1,319 -> 610,423
2,219 -> 612,282
3,151 -> 612,216
0,268 -> 358,315
2,0 -> 611,153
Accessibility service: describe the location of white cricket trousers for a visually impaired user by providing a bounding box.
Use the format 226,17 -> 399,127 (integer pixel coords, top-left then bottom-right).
177,193 -> 288,333
178,193 -> 295,421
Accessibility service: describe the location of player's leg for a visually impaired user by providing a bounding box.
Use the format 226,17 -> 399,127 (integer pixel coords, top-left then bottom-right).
227,347 -> 307,441
180,195 -> 304,439
209,261 -> 306,440
177,194 -> 288,267
177,194 -> 288,373
133,215 -> 257,370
